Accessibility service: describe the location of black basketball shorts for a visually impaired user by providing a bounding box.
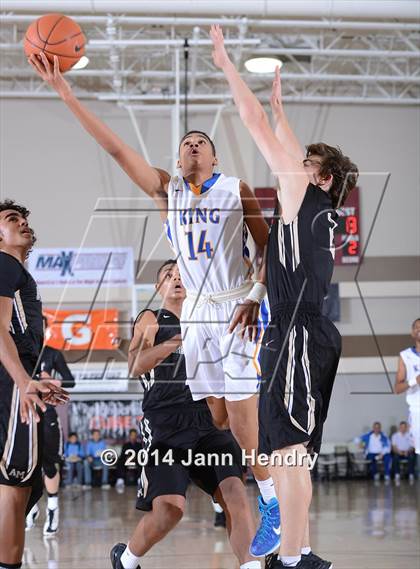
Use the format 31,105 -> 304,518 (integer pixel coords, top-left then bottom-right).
136,407 -> 243,511
258,306 -> 341,455
0,360 -> 43,515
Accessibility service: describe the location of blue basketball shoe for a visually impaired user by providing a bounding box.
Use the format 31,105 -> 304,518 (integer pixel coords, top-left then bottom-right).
250,496 -> 281,557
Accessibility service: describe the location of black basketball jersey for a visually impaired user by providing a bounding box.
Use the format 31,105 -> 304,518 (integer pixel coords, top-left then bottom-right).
266,184 -> 338,312
137,309 -> 207,414
0,251 -> 43,364
39,346 -> 75,388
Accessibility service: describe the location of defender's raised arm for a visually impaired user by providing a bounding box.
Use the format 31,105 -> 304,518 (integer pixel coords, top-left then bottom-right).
210,24 -> 308,223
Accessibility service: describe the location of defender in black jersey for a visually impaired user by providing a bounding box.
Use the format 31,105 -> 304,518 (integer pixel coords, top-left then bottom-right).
111,260 -> 260,569
213,26 -> 358,569
26,323 -> 75,536
0,200 -> 68,568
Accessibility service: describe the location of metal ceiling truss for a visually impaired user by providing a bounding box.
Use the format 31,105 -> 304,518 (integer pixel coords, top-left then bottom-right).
0,13 -> 419,105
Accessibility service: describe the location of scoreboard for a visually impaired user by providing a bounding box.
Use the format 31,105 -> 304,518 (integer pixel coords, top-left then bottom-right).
334,186 -> 360,264
255,186 -> 361,266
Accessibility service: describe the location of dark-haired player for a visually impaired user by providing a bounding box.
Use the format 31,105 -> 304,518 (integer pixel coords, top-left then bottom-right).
30,53 -> 280,558
26,315 -> 75,536
211,25 -> 359,569
0,200 -> 68,569
111,260 -> 261,569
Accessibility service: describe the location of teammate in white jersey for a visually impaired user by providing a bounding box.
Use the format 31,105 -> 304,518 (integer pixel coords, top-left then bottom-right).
30,52 -> 281,563
394,318 -> 420,459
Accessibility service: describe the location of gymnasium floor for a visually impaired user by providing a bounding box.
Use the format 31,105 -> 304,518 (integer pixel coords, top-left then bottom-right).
23,481 -> 418,569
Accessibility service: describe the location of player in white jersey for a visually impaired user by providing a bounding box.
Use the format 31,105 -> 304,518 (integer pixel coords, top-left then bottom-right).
166,172 -> 267,399
30,52 -> 281,564
394,318 -> 420,460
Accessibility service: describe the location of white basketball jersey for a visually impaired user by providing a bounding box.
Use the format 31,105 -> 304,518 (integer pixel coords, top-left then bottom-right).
166,173 -> 251,294
400,347 -> 420,408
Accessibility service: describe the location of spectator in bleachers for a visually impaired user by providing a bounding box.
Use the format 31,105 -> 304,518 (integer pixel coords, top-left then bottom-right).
358,422 -> 392,482
391,421 -> 416,483
115,428 -> 142,490
64,432 -> 84,487
83,429 -> 110,489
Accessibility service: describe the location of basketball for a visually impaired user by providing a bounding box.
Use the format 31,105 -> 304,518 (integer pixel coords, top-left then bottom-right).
24,13 -> 85,73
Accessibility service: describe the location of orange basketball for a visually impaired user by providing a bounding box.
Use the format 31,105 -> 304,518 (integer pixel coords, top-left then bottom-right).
24,13 -> 86,73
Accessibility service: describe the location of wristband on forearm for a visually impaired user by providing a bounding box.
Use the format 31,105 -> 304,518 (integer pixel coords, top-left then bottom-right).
245,282 -> 267,304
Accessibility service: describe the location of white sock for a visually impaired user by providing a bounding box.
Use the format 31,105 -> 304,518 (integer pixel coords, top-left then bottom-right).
280,555 -> 301,567
256,477 -> 276,503
120,544 -> 141,569
47,496 -> 58,511
301,546 -> 311,555
240,562 -> 261,569
211,501 -> 223,514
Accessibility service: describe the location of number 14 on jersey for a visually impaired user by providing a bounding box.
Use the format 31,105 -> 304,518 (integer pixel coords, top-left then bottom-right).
186,230 -> 214,260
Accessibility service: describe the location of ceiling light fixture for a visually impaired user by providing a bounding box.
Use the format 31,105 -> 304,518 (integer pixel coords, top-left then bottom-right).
244,57 -> 283,74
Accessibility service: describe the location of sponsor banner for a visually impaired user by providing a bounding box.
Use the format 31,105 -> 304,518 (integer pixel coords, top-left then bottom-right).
69,366 -> 130,391
27,247 -> 134,287
68,400 -> 142,440
44,309 -> 119,350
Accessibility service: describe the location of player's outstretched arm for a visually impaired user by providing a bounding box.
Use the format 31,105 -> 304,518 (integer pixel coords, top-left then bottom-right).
210,25 -> 308,223
0,297 -> 68,423
270,66 -> 305,163
394,356 -> 409,394
128,310 -> 182,377
28,53 -> 169,204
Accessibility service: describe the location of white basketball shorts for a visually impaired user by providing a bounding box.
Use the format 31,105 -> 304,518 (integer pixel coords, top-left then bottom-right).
181,293 -> 269,402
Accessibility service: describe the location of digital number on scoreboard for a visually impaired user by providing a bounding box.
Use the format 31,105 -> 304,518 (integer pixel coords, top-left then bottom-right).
335,186 -> 360,265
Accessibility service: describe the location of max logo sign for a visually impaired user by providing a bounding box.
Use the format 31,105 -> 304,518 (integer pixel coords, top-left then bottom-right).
35,251 -> 74,277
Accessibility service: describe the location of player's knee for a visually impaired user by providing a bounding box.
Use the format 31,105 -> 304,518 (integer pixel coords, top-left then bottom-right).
218,477 -> 245,509
155,499 -> 184,529
208,407 -> 229,430
213,416 -> 230,430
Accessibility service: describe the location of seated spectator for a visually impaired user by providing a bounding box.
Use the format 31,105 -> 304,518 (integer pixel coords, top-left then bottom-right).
391,421 -> 416,483
64,432 -> 84,487
358,421 -> 392,482
83,429 -> 110,489
115,428 -> 142,490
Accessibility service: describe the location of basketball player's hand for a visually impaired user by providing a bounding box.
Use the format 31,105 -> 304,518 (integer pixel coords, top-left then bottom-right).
18,378 -> 50,424
210,25 -> 231,70
40,379 -> 70,406
270,66 -> 283,117
228,300 -> 260,342
28,52 -> 72,100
